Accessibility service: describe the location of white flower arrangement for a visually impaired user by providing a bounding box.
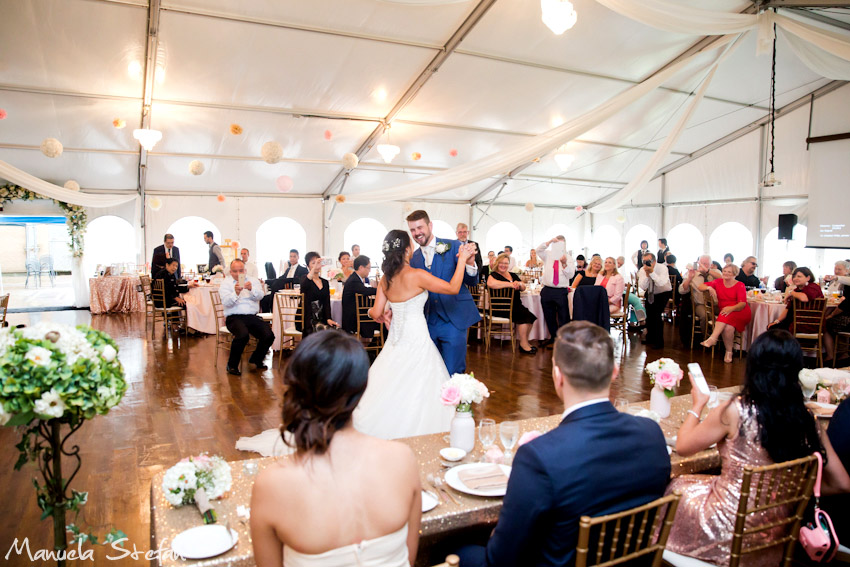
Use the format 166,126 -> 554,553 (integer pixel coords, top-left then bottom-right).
440,372 -> 489,413
435,242 -> 450,255
162,454 -> 232,524
645,357 -> 683,397
261,141 -> 284,164
799,369 -> 819,392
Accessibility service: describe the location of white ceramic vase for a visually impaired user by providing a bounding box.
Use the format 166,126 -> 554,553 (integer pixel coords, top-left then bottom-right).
449,410 -> 475,452
649,386 -> 672,419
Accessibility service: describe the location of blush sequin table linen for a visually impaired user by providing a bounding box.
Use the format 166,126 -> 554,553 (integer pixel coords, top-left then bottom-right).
89,276 -> 145,314
150,388 -> 738,567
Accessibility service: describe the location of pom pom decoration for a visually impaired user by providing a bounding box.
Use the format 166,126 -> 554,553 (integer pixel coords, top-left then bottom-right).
148,197 -> 163,211
189,160 -> 205,176
323,130 -> 333,141
217,193 -> 226,203
616,214 -> 626,223
575,205 -> 583,212
230,124 -> 243,135
449,148 -> 458,157
261,141 -> 283,164
40,138 -> 63,158
112,118 -> 126,129
411,152 -> 421,161
275,175 -> 294,193
63,180 -> 80,192
525,202 -> 535,212
0,109 -> 7,120
342,152 -> 359,170
335,194 -> 346,204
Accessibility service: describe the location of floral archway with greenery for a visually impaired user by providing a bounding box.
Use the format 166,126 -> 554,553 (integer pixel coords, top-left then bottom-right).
0,184 -> 87,257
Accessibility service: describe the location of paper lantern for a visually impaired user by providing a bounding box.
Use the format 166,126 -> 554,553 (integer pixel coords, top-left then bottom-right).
231,241 -> 240,250
525,202 -> 535,212
616,214 -> 626,223
335,194 -> 346,204
189,160 -> 205,175
149,197 -> 163,211
261,141 -> 283,164
40,138 -> 63,158
574,205 -> 583,212
112,117 -> 125,129
411,152 -> 421,161
324,130 -> 333,141
63,180 -> 80,192
230,123 -> 243,135
217,193 -> 226,203
342,152 -> 359,170
276,175 -> 294,193
449,148 -> 458,157
0,109 -> 8,120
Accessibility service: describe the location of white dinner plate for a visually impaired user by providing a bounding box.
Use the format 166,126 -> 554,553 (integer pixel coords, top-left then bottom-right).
444,463 -> 512,497
808,401 -> 837,418
422,490 -> 439,513
171,525 -> 238,560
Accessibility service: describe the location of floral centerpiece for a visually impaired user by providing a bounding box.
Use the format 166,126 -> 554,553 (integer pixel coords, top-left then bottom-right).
211,265 -> 224,275
162,454 -> 232,524
326,268 -> 345,282
441,373 -> 490,452
644,358 -> 683,419
1,323 -> 127,561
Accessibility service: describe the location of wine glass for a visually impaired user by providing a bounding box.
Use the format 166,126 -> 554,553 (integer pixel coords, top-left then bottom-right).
801,381 -> 817,400
500,421 -> 520,460
831,379 -> 848,403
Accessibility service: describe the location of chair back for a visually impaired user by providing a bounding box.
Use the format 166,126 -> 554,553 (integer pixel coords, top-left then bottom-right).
572,285 -> 611,331
151,278 -> 167,308
487,286 -> 514,321
275,292 -> 304,330
702,290 -> 717,329
791,297 -> 827,336
0,293 -> 9,326
355,293 -> 383,349
265,262 -> 276,280
466,283 -> 486,317
622,283 -> 631,315
575,492 -> 681,567
139,275 -> 152,300
26,259 -> 40,274
210,289 -> 226,327
728,455 -> 818,567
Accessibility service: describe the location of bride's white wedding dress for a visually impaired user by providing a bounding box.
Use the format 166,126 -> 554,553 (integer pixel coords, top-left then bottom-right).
354,290 -> 455,440
283,524 -> 409,567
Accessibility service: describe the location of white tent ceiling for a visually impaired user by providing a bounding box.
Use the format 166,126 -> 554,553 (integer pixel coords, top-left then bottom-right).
0,0 -> 846,208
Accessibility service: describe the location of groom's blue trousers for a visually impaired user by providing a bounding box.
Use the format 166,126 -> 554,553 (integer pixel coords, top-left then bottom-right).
429,317 -> 468,375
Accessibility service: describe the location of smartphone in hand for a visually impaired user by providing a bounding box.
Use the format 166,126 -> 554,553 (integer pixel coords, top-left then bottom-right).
687,363 -> 710,395
238,273 -> 246,287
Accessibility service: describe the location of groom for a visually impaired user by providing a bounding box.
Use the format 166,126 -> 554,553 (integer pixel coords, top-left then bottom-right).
407,210 -> 481,375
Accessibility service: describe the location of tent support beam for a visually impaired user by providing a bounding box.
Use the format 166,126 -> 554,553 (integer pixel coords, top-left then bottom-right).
320,0 -> 499,200
137,0 -> 161,260
788,7 -> 850,31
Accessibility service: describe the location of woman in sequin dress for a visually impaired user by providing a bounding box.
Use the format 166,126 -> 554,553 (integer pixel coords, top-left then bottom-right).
664,329 -> 823,566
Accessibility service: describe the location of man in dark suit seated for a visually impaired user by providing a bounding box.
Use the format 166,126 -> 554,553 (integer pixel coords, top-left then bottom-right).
341,255 -> 381,338
153,259 -> 186,309
151,233 -> 181,279
457,321 -> 671,567
260,250 -> 309,312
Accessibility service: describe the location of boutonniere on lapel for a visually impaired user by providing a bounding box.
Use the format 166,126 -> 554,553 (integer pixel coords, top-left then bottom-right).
435,241 -> 451,255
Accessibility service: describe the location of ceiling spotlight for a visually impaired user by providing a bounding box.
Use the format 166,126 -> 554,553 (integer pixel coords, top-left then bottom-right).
133,128 -> 162,151
760,171 -> 781,188
376,144 -> 400,164
541,0 -> 577,35
554,152 -> 574,171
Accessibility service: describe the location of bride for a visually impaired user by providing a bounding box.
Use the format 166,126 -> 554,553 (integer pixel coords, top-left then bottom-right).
353,229 -> 473,440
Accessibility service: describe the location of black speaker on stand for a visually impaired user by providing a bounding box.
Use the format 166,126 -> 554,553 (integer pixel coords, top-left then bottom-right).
778,214 -> 797,240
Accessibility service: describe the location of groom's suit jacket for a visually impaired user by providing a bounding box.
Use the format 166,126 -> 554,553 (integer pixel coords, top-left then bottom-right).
458,402 -> 671,567
410,238 -> 481,331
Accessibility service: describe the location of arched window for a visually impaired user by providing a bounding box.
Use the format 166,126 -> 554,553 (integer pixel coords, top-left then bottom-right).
165,216 -> 221,270
590,225 -> 622,259
543,223 -> 580,252
763,225 -> 816,284
344,218 -> 388,267
85,216 -> 136,275
256,217 -> 307,277
709,222 -> 753,267
624,224 -> 658,272
485,222 -> 523,262
431,220 -> 455,240
666,223 -> 704,268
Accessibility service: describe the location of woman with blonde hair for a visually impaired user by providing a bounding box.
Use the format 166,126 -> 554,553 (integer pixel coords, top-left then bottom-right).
571,255 -> 602,288
488,252 -> 538,354
525,248 -> 543,269
596,257 -> 625,313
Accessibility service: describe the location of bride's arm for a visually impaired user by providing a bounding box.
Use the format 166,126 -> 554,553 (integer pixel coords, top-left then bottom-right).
368,281 -> 389,321
414,245 -> 472,296
250,471 -> 284,567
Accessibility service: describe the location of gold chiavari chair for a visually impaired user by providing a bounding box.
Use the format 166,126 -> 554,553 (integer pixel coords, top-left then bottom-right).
139,274 -> 155,330
576,492 -> 681,567
664,275 -> 678,324
834,331 -> 850,368
275,292 -> 304,367
466,283 -> 487,342
610,283 -> 629,341
701,291 -> 742,360
690,290 -> 705,351
355,293 -> 383,354
209,290 -> 259,367
151,279 -> 187,338
485,287 -> 516,353
663,455 -> 818,567
791,297 -> 828,368
0,293 -> 9,327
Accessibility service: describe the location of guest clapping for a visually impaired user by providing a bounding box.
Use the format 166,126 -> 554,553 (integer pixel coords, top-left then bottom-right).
596,257 -> 624,313
488,253 -> 538,354
698,264 -> 752,363
299,251 -> 340,336
825,260 -> 850,295
767,267 -> 823,330
251,331 -> 421,567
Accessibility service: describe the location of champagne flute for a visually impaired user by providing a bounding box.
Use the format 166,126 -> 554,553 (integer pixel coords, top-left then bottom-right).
500,421 -> 520,460
800,381 -> 817,400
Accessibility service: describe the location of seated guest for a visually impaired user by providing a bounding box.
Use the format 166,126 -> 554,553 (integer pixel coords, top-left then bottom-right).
219,259 -> 275,376
666,254 -> 682,288
504,245 -> 517,270
488,253 -> 538,354
825,259 -> 850,295
736,256 -> 763,288
240,248 -> 259,279
153,259 -> 186,309
299,251 -> 340,337
570,255 -> 600,288
616,256 -> 625,270
596,257 -> 624,314
638,252 -> 672,349
251,331 -> 421,567
711,260 -> 723,271
821,398 -> 850,542
481,250 -> 496,282
151,233 -> 181,279
525,248 -> 543,269
657,238 -> 670,264
773,260 -> 796,292
279,249 -> 308,284
767,266 -> 823,331
342,255 -> 378,336
631,240 -> 649,267
825,292 -> 850,364
570,255 -> 586,285
723,252 -> 734,266
679,255 -> 721,336
665,329 -> 822,565
457,321 -> 671,567
338,251 -> 355,281
351,243 -> 360,259
698,264 -> 752,363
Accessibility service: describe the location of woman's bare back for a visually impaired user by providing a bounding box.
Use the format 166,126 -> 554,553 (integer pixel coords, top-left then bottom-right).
382,265 -> 431,303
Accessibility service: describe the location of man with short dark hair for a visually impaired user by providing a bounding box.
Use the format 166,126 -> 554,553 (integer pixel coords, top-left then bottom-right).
219,259 -> 274,376
204,231 -> 225,272
278,249 -> 307,284
342,255 -> 378,335
240,248 -> 259,279
457,322 -> 670,567
504,245 -> 516,270
151,233 -> 181,278
153,258 -> 185,308
351,244 -> 360,259
639,252 -> 672,349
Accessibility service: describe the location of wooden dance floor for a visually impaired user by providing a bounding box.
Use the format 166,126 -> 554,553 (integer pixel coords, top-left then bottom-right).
0,311 -> 745,564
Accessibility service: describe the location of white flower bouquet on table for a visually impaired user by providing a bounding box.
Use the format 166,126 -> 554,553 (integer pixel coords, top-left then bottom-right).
645,358 -> 683,398
211,265 -> 224,274
163,454 -> 232,524
440,372 -> 489,414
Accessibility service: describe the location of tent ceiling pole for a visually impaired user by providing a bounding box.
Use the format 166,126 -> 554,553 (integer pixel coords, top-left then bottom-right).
320,0 -> 499,200
138,0 -> 161,259
757,1 -> 850,7
473,182 -> 507,230
789,7 -> 850,31
756,124 -> 766,267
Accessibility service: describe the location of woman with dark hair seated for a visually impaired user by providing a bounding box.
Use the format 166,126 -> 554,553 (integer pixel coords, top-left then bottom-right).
767,266 -> 823,331
338,251 -> 355,281
299,251 -> 339,337
664,329 -> 823,565
251,331 -> 421,567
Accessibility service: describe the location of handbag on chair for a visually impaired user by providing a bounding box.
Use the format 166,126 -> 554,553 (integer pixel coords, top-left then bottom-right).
799,452 -> 839,562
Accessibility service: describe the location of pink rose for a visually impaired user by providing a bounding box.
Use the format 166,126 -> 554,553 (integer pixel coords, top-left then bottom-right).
654,369 -> 680,390
518,430 -> 542,446
817,389 -> 832,404
441,385 -> 462,406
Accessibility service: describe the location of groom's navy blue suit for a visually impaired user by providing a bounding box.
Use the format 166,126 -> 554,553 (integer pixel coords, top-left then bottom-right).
458,401 -> 671,567
410,238 -> 480,375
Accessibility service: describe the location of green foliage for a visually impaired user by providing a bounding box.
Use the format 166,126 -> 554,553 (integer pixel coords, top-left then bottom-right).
0,184 -> 87,257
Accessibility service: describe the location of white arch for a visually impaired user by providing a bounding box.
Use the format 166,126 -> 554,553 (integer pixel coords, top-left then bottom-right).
344,218 -> 388,267
256,217 -> 307,277
624,224 -> 657,272
763,225 -> 816,283
709,222 -> 753,266
85,216 -> 136,275
590,225 -> 622,259
431,220 -> 455,240
666,223 -> 704,268
543,223 -> 579,252
485,222 -> 523,261
165,216 -> 221,270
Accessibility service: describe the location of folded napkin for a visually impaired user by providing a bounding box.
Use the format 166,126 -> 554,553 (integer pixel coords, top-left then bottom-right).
458,465 -> 508,490
806,402 -> 836,417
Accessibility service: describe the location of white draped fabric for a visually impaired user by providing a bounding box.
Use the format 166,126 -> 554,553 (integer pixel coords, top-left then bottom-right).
593,0 -> 757,35
0,160 -> 137,208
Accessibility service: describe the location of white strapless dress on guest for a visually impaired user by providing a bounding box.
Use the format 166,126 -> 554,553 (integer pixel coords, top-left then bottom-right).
353,291 -> 454,440
283,524 -> 409,567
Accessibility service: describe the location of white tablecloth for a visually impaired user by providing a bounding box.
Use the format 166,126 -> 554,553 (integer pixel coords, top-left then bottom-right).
184,284 -> 220,334
742,299 -> 785,350
271,290 -> 342,350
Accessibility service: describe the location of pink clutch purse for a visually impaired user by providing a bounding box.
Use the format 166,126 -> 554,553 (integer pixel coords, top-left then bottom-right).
799,453 -> 839,562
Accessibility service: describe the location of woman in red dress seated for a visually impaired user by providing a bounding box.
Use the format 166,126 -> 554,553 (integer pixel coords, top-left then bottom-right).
698,264 -> 752,363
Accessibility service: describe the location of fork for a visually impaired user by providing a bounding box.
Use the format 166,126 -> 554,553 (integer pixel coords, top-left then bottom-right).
426,474 -> 448,503
434,475 -> 460,506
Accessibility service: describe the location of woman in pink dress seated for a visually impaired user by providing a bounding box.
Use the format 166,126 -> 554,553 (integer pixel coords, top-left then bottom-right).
664,329 -> 823,566
698,264 -> 752,363
595,257 -> 625,314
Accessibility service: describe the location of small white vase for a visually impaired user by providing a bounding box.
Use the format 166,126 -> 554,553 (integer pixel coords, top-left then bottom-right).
450,410 -> 475,452
649,386 -> 672,419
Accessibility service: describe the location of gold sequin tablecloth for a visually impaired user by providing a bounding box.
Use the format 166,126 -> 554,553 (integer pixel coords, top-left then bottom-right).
89,275 -> 145,314
150,387 -> 738,566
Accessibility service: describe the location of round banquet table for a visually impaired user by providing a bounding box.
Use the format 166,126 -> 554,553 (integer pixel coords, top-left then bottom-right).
271,290 -> 342,350
184,284 -> 220,334
88,275 -> 145,314
742,298 -> 786,350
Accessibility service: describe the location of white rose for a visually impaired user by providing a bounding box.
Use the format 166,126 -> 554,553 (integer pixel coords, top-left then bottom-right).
34,389 -> 67,418
26,346 -> 54,367
0,404 -> 12,426
799,369 -> 819,389
101,344 -> 117,362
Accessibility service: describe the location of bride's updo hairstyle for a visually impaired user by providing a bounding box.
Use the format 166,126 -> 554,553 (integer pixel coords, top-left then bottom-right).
281,330 -> 370,456
381,229 -> 410,288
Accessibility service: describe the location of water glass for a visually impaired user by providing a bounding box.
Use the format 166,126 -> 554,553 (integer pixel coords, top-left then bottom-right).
500,421 -> 520,460
614,398 -> 629,412
706,386 -> 719,409
831,379 -> 848,402
479,418 -> 496,449
801,382 -> 817,400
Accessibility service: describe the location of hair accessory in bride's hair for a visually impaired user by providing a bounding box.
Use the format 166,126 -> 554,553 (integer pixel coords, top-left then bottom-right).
382,237 -> 402,252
